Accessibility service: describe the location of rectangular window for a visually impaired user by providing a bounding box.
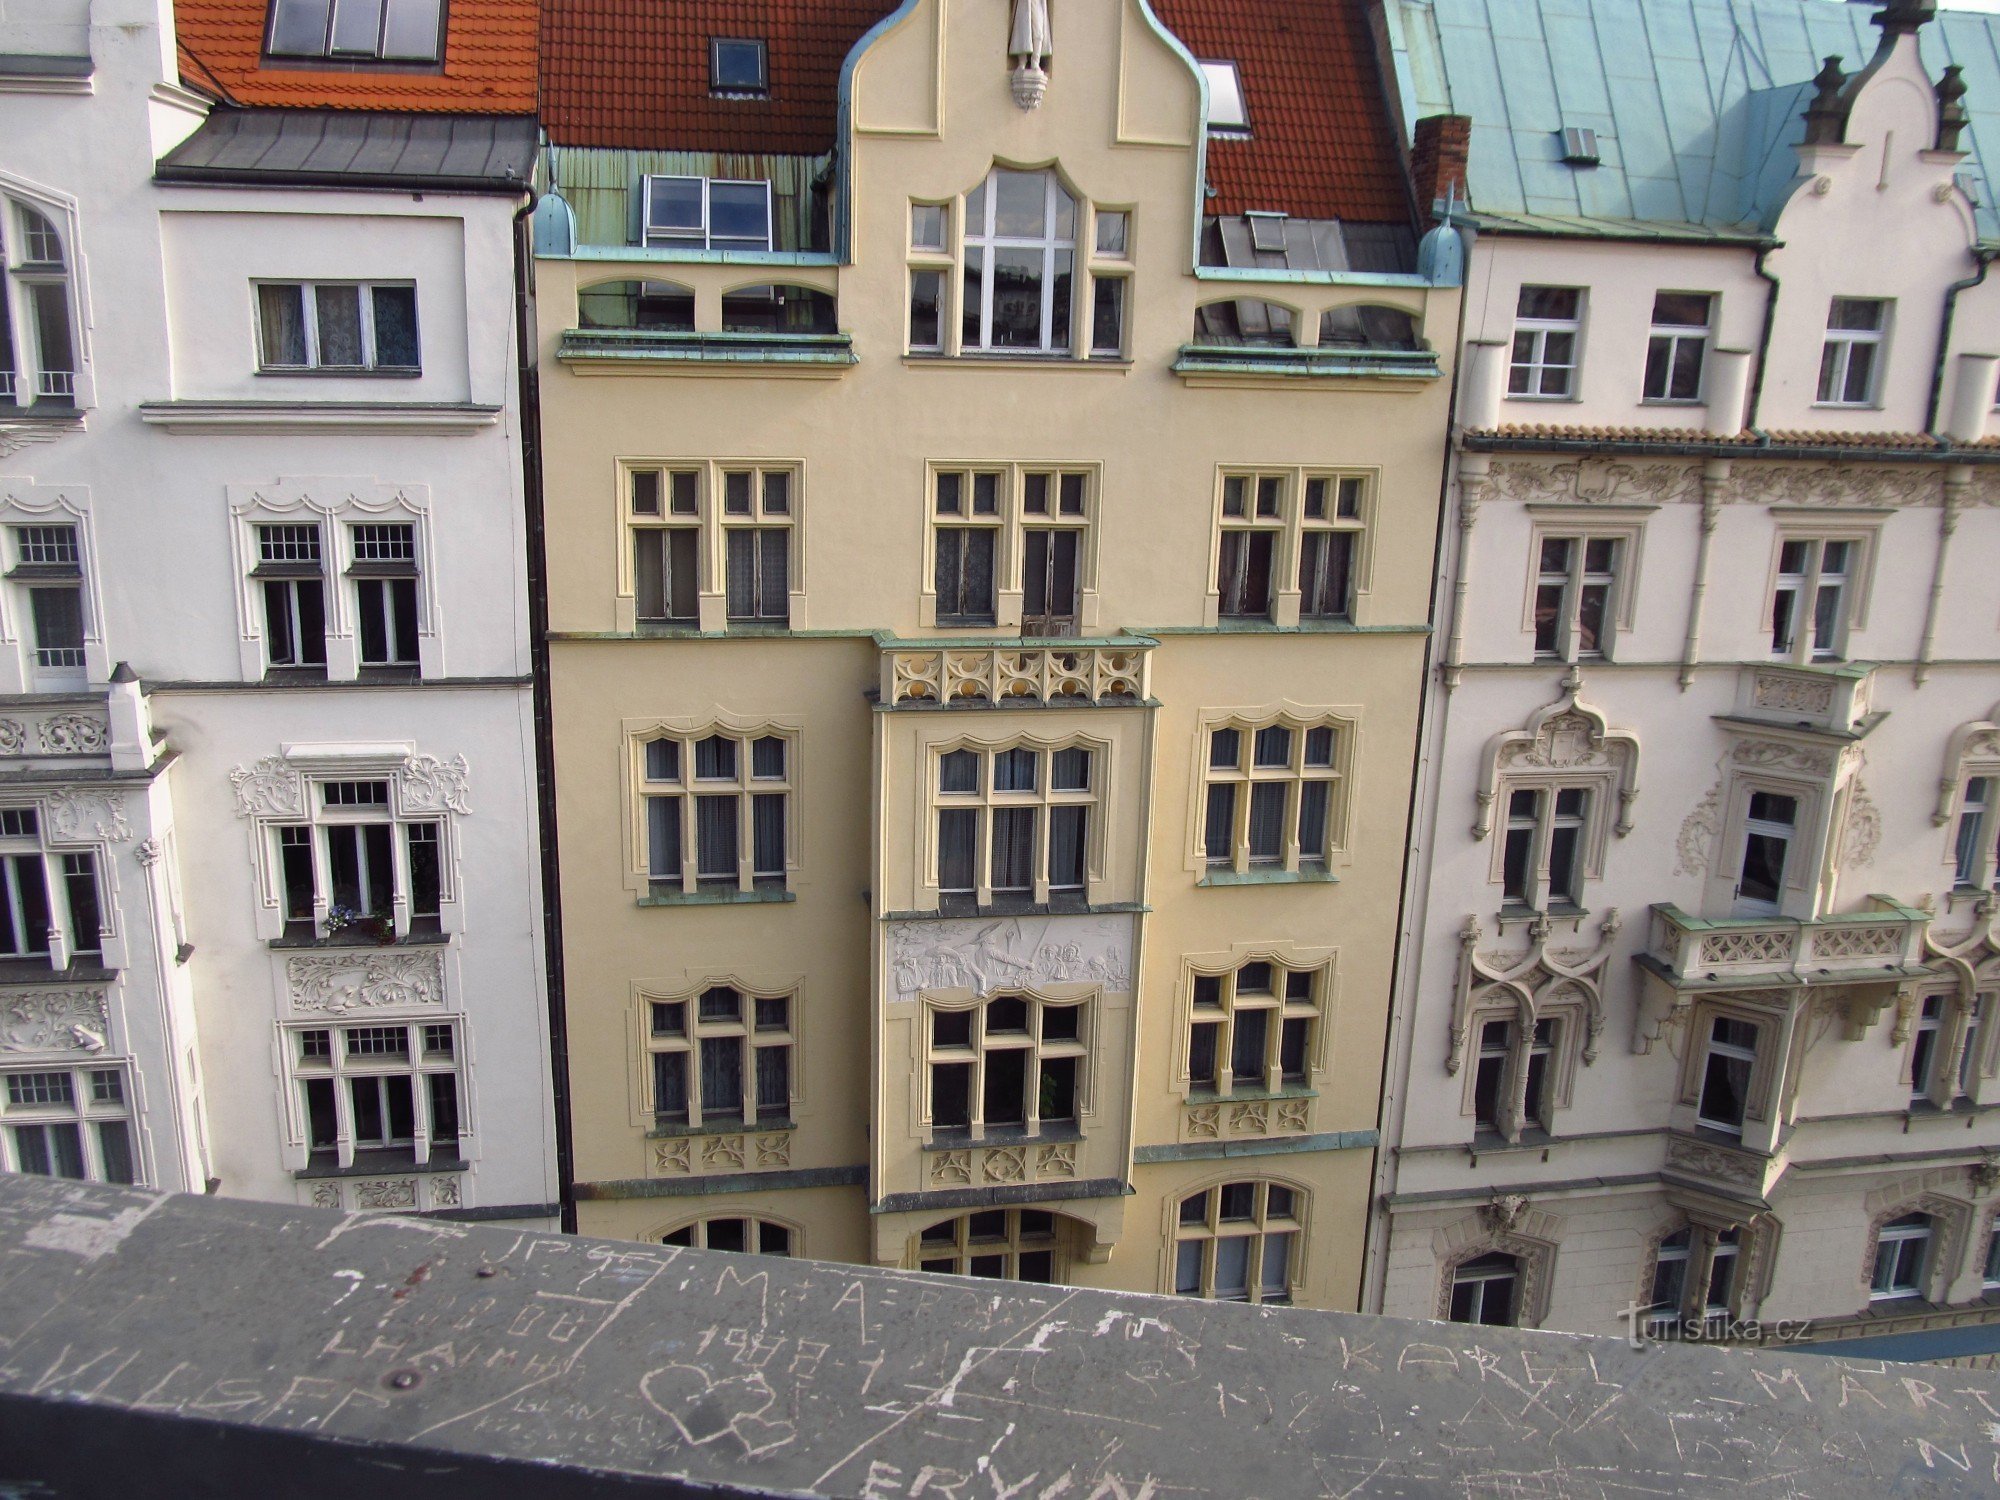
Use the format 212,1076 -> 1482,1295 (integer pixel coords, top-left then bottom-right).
349,522 -> 420,669
641,177 -> 773,252
0,809 -> 52,961
957,170 -> 1077,355
1184,961 -> 1322,1098
1500,785 -> 1593,911
1955,777 -> 1998,890
1298,475 -> 1364,621
2,1066 -> 136,1184
269,778 -> 445,938
1202,721 -> 1342,874
1770,537 -> 1854,661
290,1020 -> 462,1168
709,37 -> 768,95
1533,536 -> 1620,659
1911,993 -> 1945,1103
1020,469 -> 1090,635
1216,474 -> 1279,619
932,469 -> 1002,626
256,282 -> 420,373
648,987 -> 791,1128
267,0 -> 444,61
254,524 -> 327,671
1508,286 -> 1582,398
1817,297 -> 1888,406
926,995 -> 1087,1140
1871,1214 -> 1932,1300
910,270 -> 946,352
1696,1016 -> 1758,1134
1643,292 -> 1712,402
1734,791 -> 1797,915
10,522 -> 86,679
640,731 -> 792,895
933,744 -> 1094,907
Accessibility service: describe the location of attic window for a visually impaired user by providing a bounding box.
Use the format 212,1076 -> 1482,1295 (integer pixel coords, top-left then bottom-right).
266,0 -> 444,63
1558,127 -> 1600,167
711,38 -> 769,97
1246,213 -> 1287,254
1201,61 -> 1249,137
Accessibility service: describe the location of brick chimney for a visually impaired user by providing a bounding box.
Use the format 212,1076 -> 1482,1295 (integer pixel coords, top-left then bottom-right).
1411,114 -> 1471,227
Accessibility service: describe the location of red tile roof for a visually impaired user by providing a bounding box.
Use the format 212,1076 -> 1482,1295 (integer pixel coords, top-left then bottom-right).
175,0 -> 537,114
540,0 -> 893,153
1149,0 -> 1411,223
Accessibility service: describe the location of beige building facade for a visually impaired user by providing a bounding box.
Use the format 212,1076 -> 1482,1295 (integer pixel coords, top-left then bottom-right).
533,0 -> 1458,1304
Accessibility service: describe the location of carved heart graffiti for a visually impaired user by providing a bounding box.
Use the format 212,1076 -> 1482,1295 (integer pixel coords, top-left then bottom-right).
639,1363 -> 797,1459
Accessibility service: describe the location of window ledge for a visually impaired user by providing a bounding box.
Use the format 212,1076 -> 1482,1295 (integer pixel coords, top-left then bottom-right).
1174,345 -> 1440,387
924,1122 -> 1083,1152
904,354 -> 1133,374
296,1152 -> 469,1181
648,1118 -> 794,1140
1188,1086 -> 1317,1105
639,886 -> 795,908
254,366 -> 422,380
136,401 -> 501,435
908,896 -> 1144,921
559,330 -> 855,378
261,667 -> 330,686
0,960 -> 116,987
268,928 -> 450,951
1197,865 -> 1338,888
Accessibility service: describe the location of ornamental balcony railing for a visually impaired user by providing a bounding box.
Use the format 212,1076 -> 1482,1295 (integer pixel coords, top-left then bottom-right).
879,637 -> 1154,708
1642,897 -> 1931,989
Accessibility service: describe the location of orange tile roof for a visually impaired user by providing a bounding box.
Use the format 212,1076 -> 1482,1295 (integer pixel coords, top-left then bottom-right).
1149,0 -> 1412,223
175,0 -> 537,114
540,0 -> 892,153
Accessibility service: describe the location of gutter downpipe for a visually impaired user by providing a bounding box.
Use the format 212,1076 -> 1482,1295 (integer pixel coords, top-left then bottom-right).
1364,221 -> 1473,1315
1925,246 -> 1996,437
513,186 -> 578,1235
1744,240 -> 1781,431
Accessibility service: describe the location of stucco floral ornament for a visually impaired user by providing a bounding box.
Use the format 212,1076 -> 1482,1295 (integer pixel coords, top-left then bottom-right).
1483,1194 -> 1530,1233
1008,0 -> 1053,109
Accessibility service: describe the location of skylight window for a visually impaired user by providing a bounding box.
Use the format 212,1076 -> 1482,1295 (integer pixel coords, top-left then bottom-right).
1201,61 -> 1249,136
266,0 -> 444,63
711,38 -> 769,96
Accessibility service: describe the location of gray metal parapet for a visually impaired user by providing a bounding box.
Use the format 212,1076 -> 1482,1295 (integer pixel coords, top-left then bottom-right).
0,1176 -> 1995,1497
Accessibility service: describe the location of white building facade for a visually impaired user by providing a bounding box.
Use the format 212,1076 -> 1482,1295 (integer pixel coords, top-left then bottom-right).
1375,0 -> 2000,1349
0,0 -> 557,1224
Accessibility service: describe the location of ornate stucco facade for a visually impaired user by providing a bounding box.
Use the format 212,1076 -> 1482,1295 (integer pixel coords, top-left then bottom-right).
538,0 -> 1458,1304
1375,0 -> 2000,1348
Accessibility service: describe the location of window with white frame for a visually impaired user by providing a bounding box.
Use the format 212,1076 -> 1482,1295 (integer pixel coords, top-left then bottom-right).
645,985 -> 793,1131
256,282 -> 419,374
0,808 -> 101,969
1447,1251 -> 1521,1325
1732,790 -> 1799,917
1953,776 -> 2000,891
625,462 -> 797,629
1174,1182 -> 1300,1304
291,1019 -> 461,1170
961,169 -> 1075,355
268,778 -> 445,939
1533,536 -> 1620,659
1185,959 -> 1324,1098
1214,470 -> 1371,625
253,523 -> 327,672
908,201 -> 950,352
1870,1212 -> 1933,1300
641,177 -> 772,252
1643,292 -> 1712,402
1088,210 -> 1130,357
926,993 -> 1087,1140
1646,1224 -> 1742,1335
1200,719 -> 1345,875
1199,61 -> 1250,136
1817,297 -> 1889,406
663,1216 -> 792,1255
1470,1012 -> 1560,1140
1500,785 -> 1592,911
1508,286 -> 1582,398
1770,537 -> 1854,661
918,1209 -> 1059,1282
638,729 -> 792,897
1695,1014 -> 1760,1135
934,742 -> 1096,908
349,523 -> 420,669
1909,988 -> 1987,1109
0,198 -> 79,406
1,1065 -> 134,1183
7,523 -> 87,685
266,0 -> 444,61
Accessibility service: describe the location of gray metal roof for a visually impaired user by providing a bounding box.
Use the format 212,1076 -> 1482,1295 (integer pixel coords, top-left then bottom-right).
1391,0 -> 2000,241
156,108 -> 536,194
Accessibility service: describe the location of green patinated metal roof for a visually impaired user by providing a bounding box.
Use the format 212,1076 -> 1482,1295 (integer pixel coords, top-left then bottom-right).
1390,0 -> 2000,242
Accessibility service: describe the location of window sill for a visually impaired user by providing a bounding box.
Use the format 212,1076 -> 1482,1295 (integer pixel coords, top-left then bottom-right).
0,958 -> 117,986
296,1151 -> 469,1181
0,400 -> 82,419
268,927 -> 449,951
925,1122 -> 1083,1152
931,892 -> 1111,919
1809,402 -> 1883,412
1197,865 -> 1338,888
904,354 -> 1132,373
1173,346 -> 1441,384
885,899 -> 1146,922
1470,1125 -> 1557,1153
262,667 -> 329,685
648,1117 -> 794,1140
638,886 -> 794,908
255,366 -> 422,380
1187,1085 -> 1316,1105
1640,398 -> 1704,407
355,666 -> 423,685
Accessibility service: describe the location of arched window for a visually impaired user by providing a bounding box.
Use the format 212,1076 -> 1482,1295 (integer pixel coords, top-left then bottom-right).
1,202 -> 77,406
962,169 -> 1075,354
577,280 -> 694,333
1193,300 -> 1294,347
1447,1251 -> 1519,1325
1318,304 -> 1421,351
720,285 -> 837,335
917,1208 -> 1059,1282
662,1215 -> 792,1256
1173,1180 -> 1300,1304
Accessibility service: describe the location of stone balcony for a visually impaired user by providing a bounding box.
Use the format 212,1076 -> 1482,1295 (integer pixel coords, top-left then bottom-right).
1640,897 -> 1931,991
878,636 -> 1154,709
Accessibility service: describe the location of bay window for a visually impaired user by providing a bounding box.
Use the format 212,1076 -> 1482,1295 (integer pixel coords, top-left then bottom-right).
934,742 -> 1095,909
926,993 -> 1087,1141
